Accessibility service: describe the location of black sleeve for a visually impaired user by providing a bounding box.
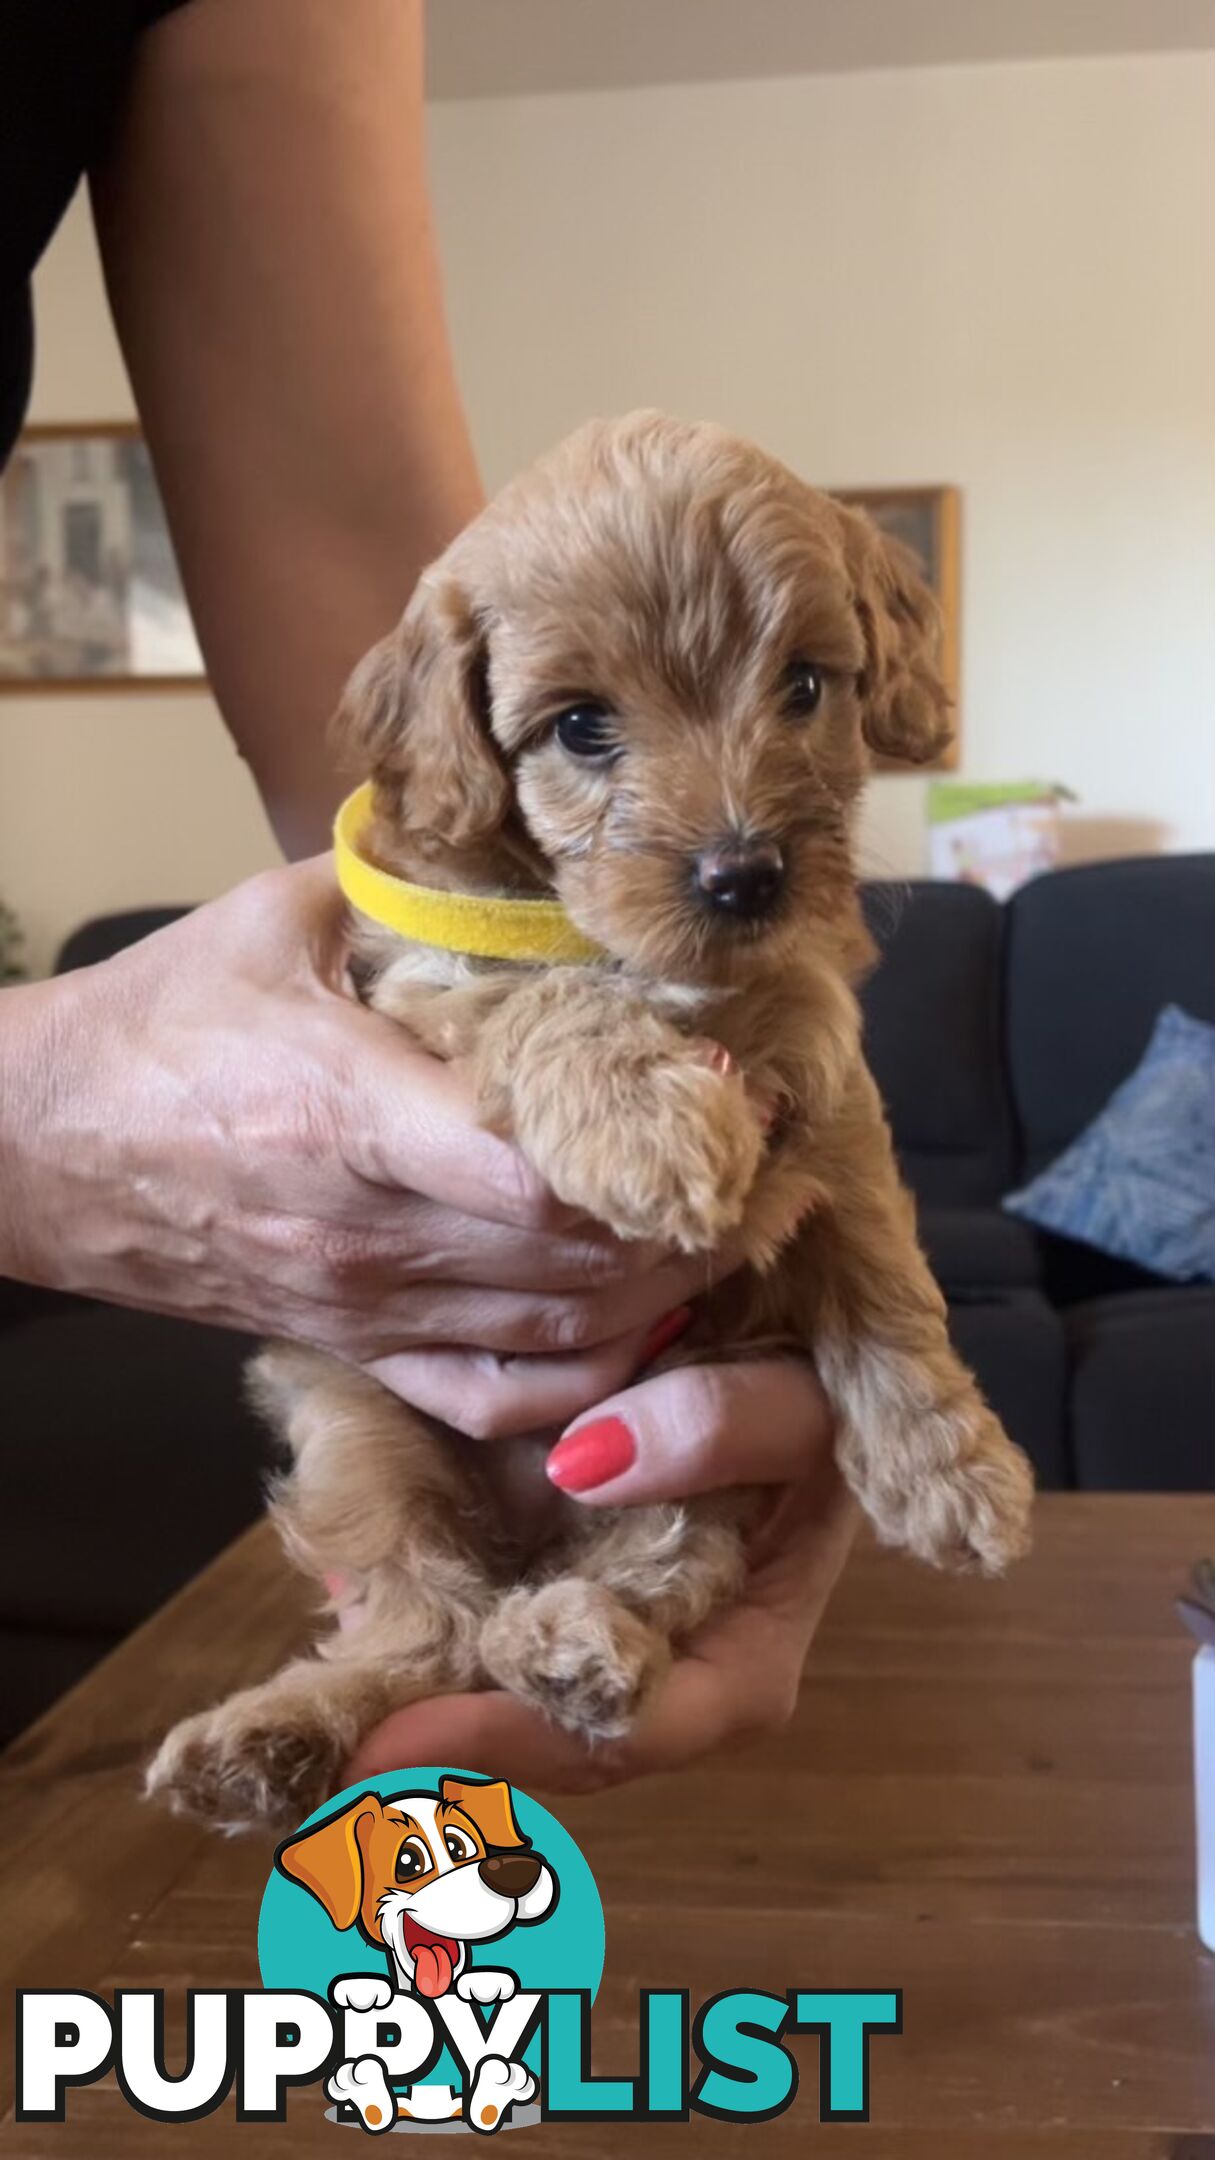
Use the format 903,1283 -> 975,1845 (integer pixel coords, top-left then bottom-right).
0,0 -> 195,466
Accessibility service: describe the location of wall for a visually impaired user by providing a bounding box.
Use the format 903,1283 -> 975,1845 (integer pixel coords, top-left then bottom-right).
428,50 -> 1215,883
2,49 -> 1212,972
0,205 -> 277,977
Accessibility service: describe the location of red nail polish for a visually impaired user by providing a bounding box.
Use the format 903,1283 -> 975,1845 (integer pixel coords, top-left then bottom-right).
640,1304 -> 693,1366
547,1415 -> 636,1494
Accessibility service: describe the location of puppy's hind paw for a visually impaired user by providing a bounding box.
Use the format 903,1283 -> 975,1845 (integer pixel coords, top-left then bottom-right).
145,1693 -> 343,1835
861,1408 -> 1035,1578
480,1581 -> 669,1744
939,1436 -> 1035,1576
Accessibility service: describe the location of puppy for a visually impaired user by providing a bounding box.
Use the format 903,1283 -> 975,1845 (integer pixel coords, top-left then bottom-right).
279,1776 -> 553,2131
148,411 -> 1033,1831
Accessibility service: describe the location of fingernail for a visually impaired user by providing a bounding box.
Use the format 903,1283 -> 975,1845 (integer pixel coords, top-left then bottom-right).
639,1304 -> 693,1366
547,1415 -> 637,1494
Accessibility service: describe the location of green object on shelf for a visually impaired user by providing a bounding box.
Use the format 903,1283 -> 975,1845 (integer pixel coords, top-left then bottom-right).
927,780 -> 1075,824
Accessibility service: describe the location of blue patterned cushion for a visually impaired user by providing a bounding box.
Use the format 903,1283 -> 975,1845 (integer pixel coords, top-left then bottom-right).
1004,1005 -> 1215,1283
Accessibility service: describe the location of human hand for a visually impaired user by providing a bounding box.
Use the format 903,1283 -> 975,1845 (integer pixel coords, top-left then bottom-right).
346,1358 -> 855,1792
0,859 -> 733,1418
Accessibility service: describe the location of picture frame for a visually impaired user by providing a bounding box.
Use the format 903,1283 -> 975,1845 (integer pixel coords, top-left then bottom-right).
833,484 -> 961,770
0,422 -> 205,692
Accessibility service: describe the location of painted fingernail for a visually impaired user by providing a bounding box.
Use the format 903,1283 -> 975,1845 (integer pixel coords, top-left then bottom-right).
546,1415 -> 637,1493
639,1304 -> 693,1366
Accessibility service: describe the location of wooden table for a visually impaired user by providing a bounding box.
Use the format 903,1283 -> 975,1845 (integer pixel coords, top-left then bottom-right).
2,1496 -> 1214,2155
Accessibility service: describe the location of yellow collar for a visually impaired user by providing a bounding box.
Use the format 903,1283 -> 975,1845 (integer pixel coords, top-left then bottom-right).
333,783 -> 603,965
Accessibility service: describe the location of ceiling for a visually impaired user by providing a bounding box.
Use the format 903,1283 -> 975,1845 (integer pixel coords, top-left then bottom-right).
426,0 -> 1215,99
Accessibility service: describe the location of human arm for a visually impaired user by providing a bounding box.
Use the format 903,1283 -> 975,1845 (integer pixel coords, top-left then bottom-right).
89,0 -> 478,854
0,860 -> 736,1395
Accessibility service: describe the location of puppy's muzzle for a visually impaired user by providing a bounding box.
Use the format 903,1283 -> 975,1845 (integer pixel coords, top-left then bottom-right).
478,1852 -> 542,1897
694,836 -> 785,922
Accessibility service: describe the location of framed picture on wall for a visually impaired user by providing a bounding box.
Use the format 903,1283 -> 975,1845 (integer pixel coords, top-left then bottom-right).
0,422 -> 204,690
833,484 -> 961,770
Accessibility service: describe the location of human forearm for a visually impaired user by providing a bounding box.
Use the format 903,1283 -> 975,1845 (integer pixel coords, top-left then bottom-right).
0,959 -> 226,1305
0,868 -> 719,1437
90,0 -> 482,852
0,978 -> 65,1287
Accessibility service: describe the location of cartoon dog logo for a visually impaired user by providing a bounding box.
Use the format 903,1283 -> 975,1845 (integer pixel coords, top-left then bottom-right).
276,1776 -> 558,2132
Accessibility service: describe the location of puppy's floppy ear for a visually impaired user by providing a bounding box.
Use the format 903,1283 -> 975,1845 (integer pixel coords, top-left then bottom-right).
275,1792 -> 383,1930
440,1775 -> 528,1850
834,502 -> 953,765
334,571 -> 510,844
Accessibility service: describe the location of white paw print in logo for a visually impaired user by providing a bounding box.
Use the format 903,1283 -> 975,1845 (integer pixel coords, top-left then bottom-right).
326,2054 -> 397,2133
467,2055 -> 537,2134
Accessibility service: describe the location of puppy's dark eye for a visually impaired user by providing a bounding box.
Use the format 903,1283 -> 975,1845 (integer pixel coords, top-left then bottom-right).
783,660 -> 825,719
444,1828 -> 475,1863
395,1837 -> 431,1882
553,701 -> 617,759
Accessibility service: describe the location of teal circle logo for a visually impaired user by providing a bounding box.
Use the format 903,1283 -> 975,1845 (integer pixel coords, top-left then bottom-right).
257,1767 -> 603,2129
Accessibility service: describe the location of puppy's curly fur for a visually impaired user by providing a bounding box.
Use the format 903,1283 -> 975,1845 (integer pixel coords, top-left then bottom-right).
149,412 -> 1033,1831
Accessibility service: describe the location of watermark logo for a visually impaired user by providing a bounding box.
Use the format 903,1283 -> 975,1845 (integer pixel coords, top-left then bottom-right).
260,1768 -> 595,2132
16,1764 -> 901,2132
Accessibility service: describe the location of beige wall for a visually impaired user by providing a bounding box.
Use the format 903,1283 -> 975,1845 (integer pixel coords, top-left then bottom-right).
429,51 -> 1215,882
3,50 -> 1212,973
1,205 -> 277,977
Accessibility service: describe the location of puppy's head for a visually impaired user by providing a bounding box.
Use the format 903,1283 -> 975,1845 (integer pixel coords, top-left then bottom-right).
340,412 -> 950,983
276,1779 -> 556,1995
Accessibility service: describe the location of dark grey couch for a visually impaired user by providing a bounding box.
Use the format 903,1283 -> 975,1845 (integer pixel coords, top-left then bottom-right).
1,854 -> 1211,1742
861,854 -> 1215,1490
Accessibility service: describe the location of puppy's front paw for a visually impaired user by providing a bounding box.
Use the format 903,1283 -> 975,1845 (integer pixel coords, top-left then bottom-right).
145,1690 -> 342,1834
548,1057 -> 764,1251
479,1581 -> 669,1743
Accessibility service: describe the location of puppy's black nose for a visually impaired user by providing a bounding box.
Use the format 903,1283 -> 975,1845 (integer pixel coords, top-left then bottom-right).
478,1852 -> 542,1898
694,837 -> 785,920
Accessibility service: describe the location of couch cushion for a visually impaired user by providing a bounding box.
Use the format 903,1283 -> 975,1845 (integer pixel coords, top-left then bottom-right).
947,1291 -> 1068,1489
1032,1227 -> 1168,1309
1006,1004 -> 1215,1284
0,1300 -> 266,1637
54,906 -> 190,974
1065,1287 -> 1215,1490
860,882 -> 1015,1207
920,1208 -> 1041,1293
1005,855 -> 1215,1179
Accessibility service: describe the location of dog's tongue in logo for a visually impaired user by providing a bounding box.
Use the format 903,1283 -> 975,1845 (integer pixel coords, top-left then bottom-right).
402,1915 -> 460,1999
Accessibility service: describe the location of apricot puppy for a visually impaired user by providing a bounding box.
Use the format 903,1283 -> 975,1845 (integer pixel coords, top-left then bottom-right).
149,412 -> 1033,1831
